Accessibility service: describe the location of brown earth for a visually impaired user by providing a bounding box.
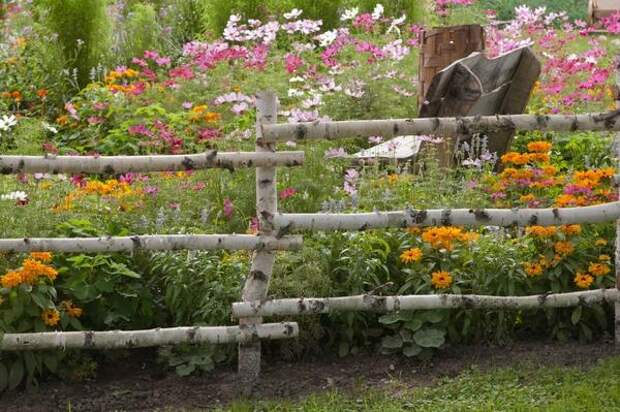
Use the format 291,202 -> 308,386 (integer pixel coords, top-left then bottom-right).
1,340 -> 617,412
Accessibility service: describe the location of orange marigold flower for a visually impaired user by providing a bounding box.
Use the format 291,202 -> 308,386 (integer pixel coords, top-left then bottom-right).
1,271 -> 23,288
400,248 -> 423,264
588,262 -> 611,277
574,272 -> 593,289
36,89 -> 48,98
41,309 -> 60,326
431,271 -> 453,289
523,262 -> 544,277
526,152 -> 550,163
554,241 -> 574,256
29,252 -> 53,263
599,254 -> 611,261
21,258 -> 58,283
60,300 -> 83,318
595,239 -> 608,246
560,224 -> 581,236
387,174 -> 398,184
204,112 -> 221,123
525,226 -> 557,238
542,165 -> 557,176
406,227 -> 421,235
520,194 -> 536,203
527,140 -> 552,153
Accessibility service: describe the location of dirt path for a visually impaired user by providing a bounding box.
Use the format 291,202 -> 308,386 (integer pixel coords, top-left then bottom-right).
1,341 -> 617,412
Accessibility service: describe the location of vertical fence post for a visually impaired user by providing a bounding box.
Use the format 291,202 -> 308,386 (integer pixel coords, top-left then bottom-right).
615,60 -> 620,345
238,91 -> 278,388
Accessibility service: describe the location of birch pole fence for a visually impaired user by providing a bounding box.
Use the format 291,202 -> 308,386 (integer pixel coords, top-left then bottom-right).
614,58 -> 620,344
0,127 -> 303,357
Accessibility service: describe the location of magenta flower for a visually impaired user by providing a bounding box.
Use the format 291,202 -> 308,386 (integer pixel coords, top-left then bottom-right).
279,187 -> 297,200
223,198 -> 234,220
285,53 -> 304,73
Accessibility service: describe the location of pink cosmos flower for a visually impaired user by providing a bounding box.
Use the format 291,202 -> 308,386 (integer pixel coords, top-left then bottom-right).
223,198 -> 234,220
279,187 -> 297,200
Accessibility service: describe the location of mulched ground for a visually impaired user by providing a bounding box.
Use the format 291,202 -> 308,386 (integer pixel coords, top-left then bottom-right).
1,340 -> 618,412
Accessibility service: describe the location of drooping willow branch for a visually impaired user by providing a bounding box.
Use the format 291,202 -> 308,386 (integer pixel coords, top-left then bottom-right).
232,289 -> 620,317
261,111 -> 620,142
0,151 -> 304,175
273,202 -> 620,232
0,235 -> 303,253
0,322 -> 299,351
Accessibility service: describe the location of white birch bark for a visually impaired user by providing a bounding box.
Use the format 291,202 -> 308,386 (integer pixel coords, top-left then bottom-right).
0,235 -> 302,253
274,202 -> 620,231
232,289 -> 620,317
0,151 -> 304,174
0,322 -> 299,351
261,111 -> 620,142
614,60 -> 620,345
238,92 -> 279,386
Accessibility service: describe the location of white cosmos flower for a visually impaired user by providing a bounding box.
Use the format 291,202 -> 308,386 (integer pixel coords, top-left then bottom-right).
43,122 -> 58,134
1,191 -> 27,201
372,4 -> 384,20
284,8 -> 303,20
0,114 -> 17,132
340,7 -> 359,21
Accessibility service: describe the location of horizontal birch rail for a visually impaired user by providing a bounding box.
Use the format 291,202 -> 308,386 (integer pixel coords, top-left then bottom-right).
232,288 -> 620,317
0,235 -> 303,253
273,202 -> 620,231
261,111 -> 620,141
0,151 -> 304,174
0,322 -> 299,351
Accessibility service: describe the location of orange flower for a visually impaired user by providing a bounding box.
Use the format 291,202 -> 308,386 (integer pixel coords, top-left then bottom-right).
1,271 -> 23,288
599,254 -> 611,261
406,227 -> 421,235
574,272 -> 593,289
560,225 -> 581,236
30,252 -> 53,263
400,248 -> 423,263
523,262 -> 544,277
588,262 -> 611,277
527,141 -> 552,153
595,239 -> 608,246
21,258 -> 58,283
41,309 -> 60,326
520,194 -> 536,203
525,226 -> 557,238
60,300 -> 83,318
204,112 -> 221,123
554,241 -> 574,256
36,89 -> 48,98
431,271 -> 453,289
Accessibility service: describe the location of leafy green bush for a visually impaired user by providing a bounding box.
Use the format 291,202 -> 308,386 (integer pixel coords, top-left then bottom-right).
36,0 -> 111,87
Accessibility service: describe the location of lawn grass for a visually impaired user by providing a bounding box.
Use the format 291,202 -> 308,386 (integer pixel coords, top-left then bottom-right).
224,355 -> 620,411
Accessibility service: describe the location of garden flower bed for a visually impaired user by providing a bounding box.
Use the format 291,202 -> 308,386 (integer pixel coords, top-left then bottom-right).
0,0 -> 620,395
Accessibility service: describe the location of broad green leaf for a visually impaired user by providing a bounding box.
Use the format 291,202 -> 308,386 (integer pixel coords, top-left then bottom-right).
338,341 -> 349,358
402,344 -> 422,358
8,359 -> 24,390
404,319 -> 423,332
175,363 -> 196,377
571,306 -> 582,325
378,313 -> 401,325
413,328 -> 446,348
381,334 -> 403,349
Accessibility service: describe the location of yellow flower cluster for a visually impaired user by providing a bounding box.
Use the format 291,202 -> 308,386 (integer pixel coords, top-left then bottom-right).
400,248 -> 423,263
0,252 -> 57,288
41,309 -> 60,326
54,179 -> 142,212
190,105 -> 221,123
60,300 -> 83,318
431,271 -> 453,289
501,151 -> 550,165
421,227 -> 479,250
574,272 -> 594,289
526,141 -> 552,153
525,226 -> 557,238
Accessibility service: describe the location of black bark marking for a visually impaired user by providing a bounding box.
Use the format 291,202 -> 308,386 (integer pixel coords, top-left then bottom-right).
130,236 -> 142,249
412,210 -> 427,224
259,178 -> 272,187
284,323 -> 295,335
537,293 -> 548,305
528,215 -> 538,225
103,165 -> 115,175
471,209 -> 491,222
84,331 -> 95,348
309,300 -> 326,314
276,223 -> 293,239
552,208 -> 561,220
393,123 -> 399,136
187,327 -> 197,343
206,150 -> 218,164
182,157 -> 195,170
1,167 -> 13,174
535,115 -> 549,127
220,160 -> 235,173
296,125 -> 307,140
440,209 -> 452,226
461,296 -> 475,309
251,270 -> 268,282
298,299 -> 307,313
359,223 -> 369,231
18,159 -> 25,171
570,118 -> 578,131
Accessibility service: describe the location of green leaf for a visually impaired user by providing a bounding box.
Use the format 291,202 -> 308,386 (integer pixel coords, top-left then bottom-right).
338,341 -> 349,358
43,355 -> 58,373
418,310 -> 444,324
378,313 -> 401,325
30,293 -> 54,310
175,363 -> 196,377
402,344 -> 423,358
413,328 -> 446,348
0,363 -> 8,392
381,334 -> 403,349
571,306 -> 582,325
404,319 -> 423,332
8,359 -> 24,390
399,329 -> 413,343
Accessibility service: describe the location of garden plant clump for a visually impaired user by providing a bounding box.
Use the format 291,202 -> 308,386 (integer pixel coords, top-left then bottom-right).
0,0 -> 620,394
